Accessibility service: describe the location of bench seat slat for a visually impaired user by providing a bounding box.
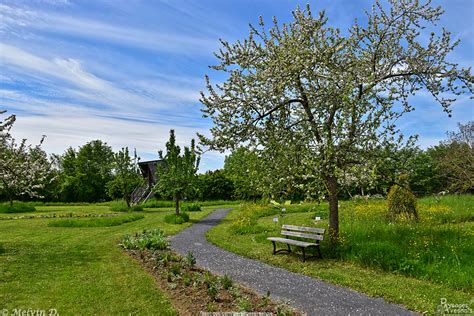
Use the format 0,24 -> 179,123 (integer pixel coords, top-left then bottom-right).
267,237 -> 317,247
282,225 -> 325,234
281,230 -> 324,241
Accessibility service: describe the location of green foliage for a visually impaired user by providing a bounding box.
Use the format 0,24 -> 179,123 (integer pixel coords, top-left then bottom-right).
164,212 -> 190,224
170,263 -> 181,276
59,140 -> 114,202
237,296 -> 252,312
197,170 -> 234,200
0,243 -> 5,255
106,147 -> 143,206
185,251 -> 196,268
221,274 -> 233,290
224,148 -> 263,200
130,205 -> 144,212
182,203 -> 201,212
120,229 -> 169,251
109,200 -> 144,212
48,214 -> 144,227
209,195 -> 474,299
200,1 -> 472,242
109,200 -> 130,212
207,279 -> 220,301
387,175 -> 418,220
154,130 -> 200,215
0,201 -> 36,213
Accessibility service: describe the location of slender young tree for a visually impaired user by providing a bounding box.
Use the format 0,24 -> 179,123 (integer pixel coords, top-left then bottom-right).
106,147 -> 143,207
155,130 -> 200,215
199,1 -> 473,242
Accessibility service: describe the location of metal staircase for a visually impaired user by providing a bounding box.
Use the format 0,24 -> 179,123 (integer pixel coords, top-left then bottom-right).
130,183 -> 154,205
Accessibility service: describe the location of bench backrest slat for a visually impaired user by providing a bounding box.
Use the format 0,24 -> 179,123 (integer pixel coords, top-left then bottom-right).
281,230 -> 324,241
282,224 -> 325,234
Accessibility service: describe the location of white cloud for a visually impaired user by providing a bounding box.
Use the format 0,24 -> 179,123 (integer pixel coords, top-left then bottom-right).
0,3 -> 219,55
9,112 -> 222,172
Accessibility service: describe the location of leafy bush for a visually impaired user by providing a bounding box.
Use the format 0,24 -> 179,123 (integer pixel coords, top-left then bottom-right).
0,201 -> 36,213
120,229 -> 169,250
109,200 -> 130,212
221,274 -> 233,290
387,174 -> 418,220
141,200 -> 174,208
185,251 -> 196,268
130,205 -> 144,212
182,203 -> 201,212
48,214 -> 144,227
164,212 -> 190,224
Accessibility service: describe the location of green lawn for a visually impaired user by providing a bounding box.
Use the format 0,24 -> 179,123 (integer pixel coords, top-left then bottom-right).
206,195 -> 473,313
0,204 -> 232,314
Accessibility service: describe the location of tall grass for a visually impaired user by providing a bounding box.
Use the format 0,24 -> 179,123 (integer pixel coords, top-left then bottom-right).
109,200 -> 143,212
0,201 -> 36,213
229,195 -> 473,291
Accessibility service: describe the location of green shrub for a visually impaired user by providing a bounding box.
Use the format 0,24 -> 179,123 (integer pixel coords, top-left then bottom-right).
387,174 -> 418,220
0,201 -> 36,213
183,273 -> 192,287
164,212 -> 190,224
182,203 -> 201,212
221,274 -> 233,290
109,200 -> 129,212
208,281 -> 219,301
185,251 -> 196,268
120,229 -> 169,250
141,200 -> 174,208
49,214 -> 144,227
0,243 -> 5,255
237,296 -> 252,312
130,205 -> 144,212
170,263 -> 181,276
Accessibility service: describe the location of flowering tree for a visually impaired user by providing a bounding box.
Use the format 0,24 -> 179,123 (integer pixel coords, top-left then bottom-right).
200,1 -> 473,242
155,130 -> 200,215
0,111 -> 51,205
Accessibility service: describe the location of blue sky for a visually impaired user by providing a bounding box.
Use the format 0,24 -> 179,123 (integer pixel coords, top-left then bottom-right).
1,0 -> 473,172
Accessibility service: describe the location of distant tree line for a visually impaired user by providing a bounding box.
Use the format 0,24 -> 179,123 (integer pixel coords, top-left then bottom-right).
222,122 -> 474,201
1,109 -> 471,204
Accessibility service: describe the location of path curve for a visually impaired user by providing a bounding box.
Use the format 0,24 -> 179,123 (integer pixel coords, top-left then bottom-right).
170,208 -> 414,316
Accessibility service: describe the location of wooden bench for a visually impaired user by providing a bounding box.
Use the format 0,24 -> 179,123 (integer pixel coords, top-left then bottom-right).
267,225 -> 325,262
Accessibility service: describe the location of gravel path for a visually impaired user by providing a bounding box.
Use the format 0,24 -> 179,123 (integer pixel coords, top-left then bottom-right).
170,208 -> 414,316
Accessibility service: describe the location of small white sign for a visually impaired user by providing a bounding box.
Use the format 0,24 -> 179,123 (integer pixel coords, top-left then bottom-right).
315,216 -> 321,221
273,217 -> 279,223
282,208 -> 286,212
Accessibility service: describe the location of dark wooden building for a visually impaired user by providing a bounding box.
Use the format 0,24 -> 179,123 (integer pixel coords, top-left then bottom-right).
137,160 -> 162,187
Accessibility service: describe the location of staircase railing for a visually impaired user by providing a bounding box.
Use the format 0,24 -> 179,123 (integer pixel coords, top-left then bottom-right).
131,183 -> 153,205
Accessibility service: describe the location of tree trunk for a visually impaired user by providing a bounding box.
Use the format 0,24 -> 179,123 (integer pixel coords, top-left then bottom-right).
327,175 -> 339,243
175,195 -> 180,216
125,195 -> 131,208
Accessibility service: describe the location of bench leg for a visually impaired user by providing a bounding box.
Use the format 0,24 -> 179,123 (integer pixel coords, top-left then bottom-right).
272,241 -> 277,255
287,243 -> 291,253
301,247 -> 306,262
317,246 -> 322,259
